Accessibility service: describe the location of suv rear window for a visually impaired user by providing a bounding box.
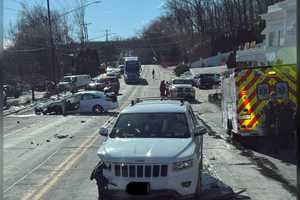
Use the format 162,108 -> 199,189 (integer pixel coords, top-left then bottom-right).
110,113 -> 190,138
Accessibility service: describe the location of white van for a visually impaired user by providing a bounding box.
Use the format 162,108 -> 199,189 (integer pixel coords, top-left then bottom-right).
58,75 -> 91,92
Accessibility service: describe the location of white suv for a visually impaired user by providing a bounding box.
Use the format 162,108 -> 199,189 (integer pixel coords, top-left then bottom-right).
97,99 -> 206,199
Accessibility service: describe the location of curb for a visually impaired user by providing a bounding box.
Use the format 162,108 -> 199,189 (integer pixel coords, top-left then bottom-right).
3,96 -> 48,116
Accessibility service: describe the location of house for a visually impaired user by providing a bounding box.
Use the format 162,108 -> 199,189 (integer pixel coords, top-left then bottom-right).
236,0 -> 296,66
261,0 -> 296,64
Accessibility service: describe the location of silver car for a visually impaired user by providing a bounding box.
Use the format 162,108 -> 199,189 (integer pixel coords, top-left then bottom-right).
35,91 -> 118,114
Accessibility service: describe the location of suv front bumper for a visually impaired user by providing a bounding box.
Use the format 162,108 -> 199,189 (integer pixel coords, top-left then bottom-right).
103,189 -> 194,200
103,164 -> 199,199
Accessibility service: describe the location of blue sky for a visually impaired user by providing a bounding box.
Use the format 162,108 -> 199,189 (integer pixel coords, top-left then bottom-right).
4,0 -> 165,43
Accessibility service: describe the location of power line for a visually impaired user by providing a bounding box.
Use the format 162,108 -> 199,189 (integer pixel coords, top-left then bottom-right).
47,0 -> 57,83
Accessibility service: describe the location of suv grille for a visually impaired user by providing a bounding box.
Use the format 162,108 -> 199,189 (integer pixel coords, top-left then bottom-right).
114,164 -> 168,178
177,88 -> 184,93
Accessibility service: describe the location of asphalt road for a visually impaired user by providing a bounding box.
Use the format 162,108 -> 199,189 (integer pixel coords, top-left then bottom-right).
4,65 -> 296,200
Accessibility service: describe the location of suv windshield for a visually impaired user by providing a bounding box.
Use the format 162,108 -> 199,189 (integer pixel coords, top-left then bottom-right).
173,79 -> 193,85
110,113 -> 190,138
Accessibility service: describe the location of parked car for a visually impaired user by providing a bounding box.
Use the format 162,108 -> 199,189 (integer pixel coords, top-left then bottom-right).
196,74 -> 220,89
58,74 -> 91,92
87,74 -> 120,94
3,84 -> 22,98
34,90 -> 118,115
169,78 -> 196,100
97,98 -> 206,199
107,66 -> 121,78
86,77 -> 106,91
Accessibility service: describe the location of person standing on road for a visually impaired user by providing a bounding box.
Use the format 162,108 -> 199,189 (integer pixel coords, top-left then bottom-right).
278,100 -> 295,149
165,81 -> 170,97
152,69 -> 155,80
160,80 -> 166,97
264,92 -> 279,153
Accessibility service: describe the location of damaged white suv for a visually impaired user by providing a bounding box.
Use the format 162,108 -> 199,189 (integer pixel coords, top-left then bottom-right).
97,99 -> 206,199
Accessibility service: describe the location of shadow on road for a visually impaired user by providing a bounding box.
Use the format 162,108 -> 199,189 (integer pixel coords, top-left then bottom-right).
233,137 -> 296,165
227,138 -> 297,196
45,111 -> 120,117
97,172 -> 250,200
126,79 -> 148,86
198,173 -> 250,200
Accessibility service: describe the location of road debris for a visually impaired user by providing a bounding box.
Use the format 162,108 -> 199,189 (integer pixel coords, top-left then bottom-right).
54,134 -> 69,139
210,157 -> 217,161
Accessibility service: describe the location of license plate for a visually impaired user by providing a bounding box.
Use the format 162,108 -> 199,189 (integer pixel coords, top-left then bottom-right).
127,182 -> 150,195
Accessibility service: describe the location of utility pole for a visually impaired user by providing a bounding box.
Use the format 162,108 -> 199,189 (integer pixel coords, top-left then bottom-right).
84,22 -> 91,42
0,0 -> 4,199
80,0 -> 86,47
47,0 -> 56,83
105,29 -> 109,42
297,1 -> 300,199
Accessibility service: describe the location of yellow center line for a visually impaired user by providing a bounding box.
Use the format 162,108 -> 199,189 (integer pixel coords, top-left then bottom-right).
22,78 -> 142,200
21,132 -> 98,200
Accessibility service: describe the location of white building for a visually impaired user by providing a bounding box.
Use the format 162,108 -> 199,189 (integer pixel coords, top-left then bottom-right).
236,0 -> 296,65
261,0 -> 296,64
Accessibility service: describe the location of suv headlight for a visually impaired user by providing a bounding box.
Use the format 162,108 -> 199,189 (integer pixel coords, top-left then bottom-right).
173,159 -> 193,170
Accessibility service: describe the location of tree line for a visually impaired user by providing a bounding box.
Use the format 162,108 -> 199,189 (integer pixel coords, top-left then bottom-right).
3,2 -> 104,88
135,0 -> 284,65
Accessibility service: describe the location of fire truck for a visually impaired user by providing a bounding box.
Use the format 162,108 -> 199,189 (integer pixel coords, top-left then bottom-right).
221,64 -> 297,137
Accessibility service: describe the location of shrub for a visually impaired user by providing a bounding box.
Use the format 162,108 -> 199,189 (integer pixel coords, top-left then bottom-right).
174,63 -> 189,77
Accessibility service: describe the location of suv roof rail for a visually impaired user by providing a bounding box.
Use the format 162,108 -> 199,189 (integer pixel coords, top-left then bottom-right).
131,97 -> 185,106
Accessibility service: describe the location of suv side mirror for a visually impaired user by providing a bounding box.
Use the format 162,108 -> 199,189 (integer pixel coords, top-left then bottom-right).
194,125 -> 207,136
99,127 -> 108,137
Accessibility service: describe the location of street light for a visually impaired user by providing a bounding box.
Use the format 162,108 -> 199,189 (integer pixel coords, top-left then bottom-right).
59,0 -> 101,18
